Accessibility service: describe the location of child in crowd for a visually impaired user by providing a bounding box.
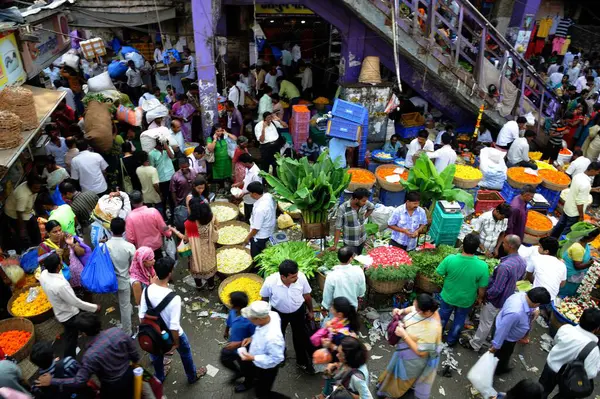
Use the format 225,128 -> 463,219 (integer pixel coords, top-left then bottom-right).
220,291 -> 256,382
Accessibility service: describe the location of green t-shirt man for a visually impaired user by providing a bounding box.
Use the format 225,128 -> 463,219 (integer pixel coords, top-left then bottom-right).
436,253 -> 489,308
48,204 -> 77,236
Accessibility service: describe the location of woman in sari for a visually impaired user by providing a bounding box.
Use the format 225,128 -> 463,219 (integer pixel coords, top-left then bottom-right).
559,225 -> 600,297
186,175 -> 209,210
169,199 -> 218,290
377,293 -> 442,399
232,136 -> 249,186
42,155 -> 70,189
171,94 -> 196,142
38,220 -> 89,289
129,246 -> 157,306
321,337 -> 373,399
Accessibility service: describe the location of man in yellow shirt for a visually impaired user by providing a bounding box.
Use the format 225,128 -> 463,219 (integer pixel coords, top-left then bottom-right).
2,175 -> 44,252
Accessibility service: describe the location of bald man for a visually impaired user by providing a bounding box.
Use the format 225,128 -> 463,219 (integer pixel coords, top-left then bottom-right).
170,119 -> 185,154
462,235 -> 527,352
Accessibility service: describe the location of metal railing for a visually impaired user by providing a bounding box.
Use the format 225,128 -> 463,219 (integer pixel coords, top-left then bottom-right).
371,0 -> 559,122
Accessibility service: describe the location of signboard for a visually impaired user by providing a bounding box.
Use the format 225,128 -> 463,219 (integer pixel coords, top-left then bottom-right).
255,5 -> 314,15
0,32 -> 27,90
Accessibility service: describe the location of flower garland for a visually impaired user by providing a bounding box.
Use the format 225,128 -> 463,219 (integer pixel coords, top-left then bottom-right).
576,261 -> 600,300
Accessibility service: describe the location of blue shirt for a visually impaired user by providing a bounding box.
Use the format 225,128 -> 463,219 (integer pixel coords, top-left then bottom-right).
387,204 -> 427,250
149,149 -> 175,183
328,138 -> 358,168
382,141 -> 401,154
492,292 -> 534,349
227,310 -> 256,342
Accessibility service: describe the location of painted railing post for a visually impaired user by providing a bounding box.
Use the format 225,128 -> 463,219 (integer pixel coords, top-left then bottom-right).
454,5 -> 464,67
476,26 -> 487,88
428,0 -> 437,38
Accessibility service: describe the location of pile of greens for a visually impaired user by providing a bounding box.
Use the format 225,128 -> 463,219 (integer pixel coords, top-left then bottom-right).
317,250 -> 360,272
410,245 -> 459,286
256,241 -> 320,278
481,257 -> 500,274
260,152 -> 350,224
364,264 -> 418,281
400,153 -> 474,216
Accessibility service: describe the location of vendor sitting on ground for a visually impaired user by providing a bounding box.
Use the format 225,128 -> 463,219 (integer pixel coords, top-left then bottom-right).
507,130 -> 537,169
299,137 -> 320,162
382,134 -> 402,155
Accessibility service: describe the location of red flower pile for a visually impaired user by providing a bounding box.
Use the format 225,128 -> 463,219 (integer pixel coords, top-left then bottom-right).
368,246 -> 412,267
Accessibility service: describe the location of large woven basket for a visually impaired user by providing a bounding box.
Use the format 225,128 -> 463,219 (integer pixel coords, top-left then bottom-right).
0,317 -> 35,362
218,273 -> 264,308
0,87 -> 37,130
8,286 -> 54,324
317,272 -> 327,292
375,164 -> 406,193
0,110 -> 22,149
211,202 -> 240,224
216,245 -> 253,276
347,168 -> 376,192
453,176 -> 482,189
33,317 -> 63,342
540,178 -> 569,192
217,220 -> 250,246
507,167 -> 542,189
523,233 -> 541,245
524,212 -> 553,236
367,276 -> 406,294
358,56 -> 382,84
414,273 -> 441,293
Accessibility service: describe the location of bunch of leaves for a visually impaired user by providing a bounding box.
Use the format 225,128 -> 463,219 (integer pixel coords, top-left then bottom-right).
481,257 -> 500,275
256,241 -> 320,278
82,93 -> 117,113
317,250 -> 361,271
400,153 -> 474,215
558,222 -> 598,257
260,151 -> 350,224
365,264 -> 418,281
410,245 -> 459,286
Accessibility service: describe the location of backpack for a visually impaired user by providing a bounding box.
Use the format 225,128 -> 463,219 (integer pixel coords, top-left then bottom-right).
557,341 -> 597,398
138,288 -> 177,355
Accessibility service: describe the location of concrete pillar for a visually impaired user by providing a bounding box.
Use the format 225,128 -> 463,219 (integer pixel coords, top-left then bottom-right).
508,0 -> 541,29
489,0 -> 516,35
192,0 -> 220,137
340,17 -> 366,83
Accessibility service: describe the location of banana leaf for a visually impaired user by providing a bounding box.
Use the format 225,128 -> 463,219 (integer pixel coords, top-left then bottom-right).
558,221 -> 598,257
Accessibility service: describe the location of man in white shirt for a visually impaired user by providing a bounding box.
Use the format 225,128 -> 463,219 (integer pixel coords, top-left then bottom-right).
552,162 -> 600,238
188,146 -> 207,175
236,301 -> 286,396
235,78 -> 248,107
264,66 -> 279,94
181,48 -> 196,81
256,86 -> 273,122
548,66 -> 564,86
54,80 -> 76,111
169,119 -> 185,154
507,130 -> 537,169
525,236 -> 566,302
567,63 -> 581,85
409,96 -> 429,113
281,48 -> 292,67
139,257 -> 206,383
321,247 -> 366,311
434,124 -> 454,146
153,44 -> 163,63
299,62 -> 313,97
244,182 -> 276,258
496,117 -> 528,149
427,133 -> 457,173
38,253 -> 99,358
234,154 -> 262,221
227,78 -> 241,108
254,112 -> 287,175
539,308 -> 600,397
292,44 -> 302,62
70,140 -> 108,195
547,62 -> 560,76
564,150 -> 591,177
405,129 -> 434,168
259,260 -> 315,374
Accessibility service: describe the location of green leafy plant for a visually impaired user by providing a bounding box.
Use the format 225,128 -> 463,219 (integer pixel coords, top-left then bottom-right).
260,151 -> 350,224
400,153 -> 474,216
365,264 -> 417,281
410,245 -> 459,286
255,241 -> 320,278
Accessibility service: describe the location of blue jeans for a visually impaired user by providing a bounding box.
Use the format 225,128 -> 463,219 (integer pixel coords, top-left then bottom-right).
439,300 -> 471,345
151,332 -> 197,383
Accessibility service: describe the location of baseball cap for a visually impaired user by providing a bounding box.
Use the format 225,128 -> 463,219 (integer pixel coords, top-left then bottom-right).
241,301 -> 270,319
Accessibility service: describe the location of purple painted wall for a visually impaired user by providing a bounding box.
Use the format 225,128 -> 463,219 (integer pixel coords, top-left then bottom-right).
509,0 -> 541,29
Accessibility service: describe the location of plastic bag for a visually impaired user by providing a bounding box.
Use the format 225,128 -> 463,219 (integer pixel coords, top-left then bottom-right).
20,247 -> 39,273
26,287 -> 40,303
369,204 -> 396,232
62,52 -> 80,71
125,52 -> 144,69
226,136 -> 237,159
467,352 -> 498,398
108,60 -> 127,79
2,265 -> 24,285
87,72 -> 116,93
177,240 -> 191,257
163,237 -> 176,260
81,243 -> 118,293
51,185 -> 66,206
116,105 -> 143,127
277,214 -> 294,230
90,220 -> 111,248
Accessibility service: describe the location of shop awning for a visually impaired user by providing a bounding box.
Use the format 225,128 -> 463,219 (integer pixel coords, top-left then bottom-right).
69,8 -> 176,27
0,85 -> 65,175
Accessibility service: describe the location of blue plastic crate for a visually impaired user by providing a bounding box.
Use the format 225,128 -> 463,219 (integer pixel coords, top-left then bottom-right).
396,124 -> 424,139
327,118 -> 362,141
332,99 -> 368,124
380,189 -> 406,207
500,181 -> 521,204
537,186 -> 561,213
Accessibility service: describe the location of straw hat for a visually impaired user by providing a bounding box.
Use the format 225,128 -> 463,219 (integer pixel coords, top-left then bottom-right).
359,56 -> 382,84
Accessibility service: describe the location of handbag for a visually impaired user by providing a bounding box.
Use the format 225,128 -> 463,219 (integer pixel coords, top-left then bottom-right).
120,158 -> 134,193
204,144 -> 215,163
177,240 -> 192,257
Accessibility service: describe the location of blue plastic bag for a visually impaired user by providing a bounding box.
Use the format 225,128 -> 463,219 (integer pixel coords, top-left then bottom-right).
120,46 -> 139,56
108,60 -> 127,79
81,243 -> 118,293
52,185 -> 65,206
162,49 -> 180,64
20,247 -> 39,273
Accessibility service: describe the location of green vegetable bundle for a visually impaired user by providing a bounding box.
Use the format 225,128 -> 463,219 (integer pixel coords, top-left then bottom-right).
260,152 -> 350,224
410,245 -> 459,286
256,241 -> 320,278
364,265 -> 417,281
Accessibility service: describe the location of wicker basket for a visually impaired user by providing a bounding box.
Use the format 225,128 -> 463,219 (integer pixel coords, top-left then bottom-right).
0,317 -> 35,362
217,220 -> 250,246
211,202 -> 240,224
453,176 -> 482,189
317,272 -> 326,292
507,168 -> 542,189
302,221 -> 330,239
358,56 -> 382,84
216,245 -> 253,276
0,110 -> 22,149
0,87 -> 37,130
278,201 -> 301,219
347,168 -> 376,192
367,276 -> 406,294
414,273 -> 441,293
34,317 -> 63,342
375,164 -> 405,193
8,286 -> 54,324
218,273 -> 264,308
540,179 -> 569,192
523,233 -> 541,245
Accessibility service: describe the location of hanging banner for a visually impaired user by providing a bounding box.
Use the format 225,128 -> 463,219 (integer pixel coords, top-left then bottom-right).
0,31 -> 27,90
255,5 -> 314,16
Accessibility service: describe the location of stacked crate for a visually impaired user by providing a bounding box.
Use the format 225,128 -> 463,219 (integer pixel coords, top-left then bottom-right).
429,202 -> 464,246
328,99 -> 369,166
291,105 -> 310,152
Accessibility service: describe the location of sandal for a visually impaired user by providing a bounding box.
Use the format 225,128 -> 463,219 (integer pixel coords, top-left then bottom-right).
189,367 -> 207,384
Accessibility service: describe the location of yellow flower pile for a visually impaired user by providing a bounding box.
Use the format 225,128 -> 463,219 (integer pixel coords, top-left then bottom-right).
535,160 -> 556,171
217,248 -> 253,274
219,277 -> 262,307
455,164 -> 483,180
11,287 -> 52,317
529,152 -> 543,161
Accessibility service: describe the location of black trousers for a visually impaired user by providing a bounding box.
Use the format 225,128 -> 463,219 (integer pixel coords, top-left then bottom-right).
494,340 -> 517,373
244,203 -> 254,223
61,313 -> 80,359
274,304 -> 312,367
390,240 -> 408,250
158,181 -> 174,221
251,237 -> 269,258
259,142 -> 279,177
239,361 -> 288,399
344,242 -> 365,255
543,143 -> 562,163
101,367 -> 134,399
220,348 -> 241,374
513,160 -> 538,170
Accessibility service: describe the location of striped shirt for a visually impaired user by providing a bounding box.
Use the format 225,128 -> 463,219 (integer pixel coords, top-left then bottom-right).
486,253 -> 526,309
472,210 -> 508,252
32,356 -> 79,397
555,18 -> 573,38
335,200 -> 375,247
69,191 -> 99,228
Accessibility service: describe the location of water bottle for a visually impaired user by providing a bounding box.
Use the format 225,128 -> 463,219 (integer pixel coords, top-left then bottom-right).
161,330 -> 169,341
